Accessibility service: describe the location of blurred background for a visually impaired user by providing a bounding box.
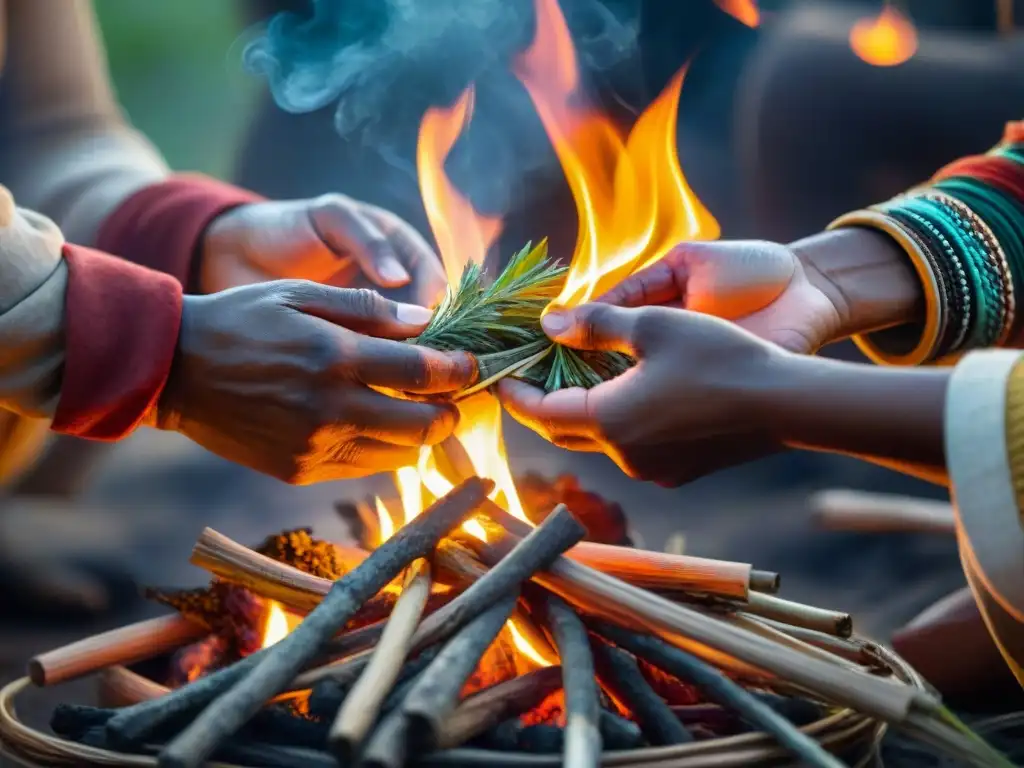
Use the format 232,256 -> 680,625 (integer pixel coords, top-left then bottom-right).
5,0 -> 1024,719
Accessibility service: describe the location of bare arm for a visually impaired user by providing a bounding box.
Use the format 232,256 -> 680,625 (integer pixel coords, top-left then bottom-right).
0,0 -> 168,246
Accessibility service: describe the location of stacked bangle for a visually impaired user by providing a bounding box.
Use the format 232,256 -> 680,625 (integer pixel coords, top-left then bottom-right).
827,149 -> 1024,364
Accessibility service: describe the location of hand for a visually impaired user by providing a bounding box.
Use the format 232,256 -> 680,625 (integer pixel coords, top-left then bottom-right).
498,303 -> 790,487
598,240 -> 842,353
200,195 -> 448,308
155,282 -> 476,485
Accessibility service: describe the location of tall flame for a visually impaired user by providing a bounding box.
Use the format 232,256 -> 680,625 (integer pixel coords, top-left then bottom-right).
514,0 -> 719,309
376,0 -> 719,667
416,86 -> 503,284
714,0 -> 760,28
849,4 -> 918,67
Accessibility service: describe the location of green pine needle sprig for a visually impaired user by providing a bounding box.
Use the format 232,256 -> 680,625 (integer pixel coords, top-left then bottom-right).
411,240 -> 633,394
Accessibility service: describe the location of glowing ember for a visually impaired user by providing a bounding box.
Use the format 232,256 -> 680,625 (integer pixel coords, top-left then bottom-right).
514,0 -> 719,309
849,4 -> 918,67
714,0 -> 760,28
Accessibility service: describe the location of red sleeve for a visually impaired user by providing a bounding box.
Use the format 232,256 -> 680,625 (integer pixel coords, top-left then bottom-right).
51,244 -> 182,441
96,174 -> 263,292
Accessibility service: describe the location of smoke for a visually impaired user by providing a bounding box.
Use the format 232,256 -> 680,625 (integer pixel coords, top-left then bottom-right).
242,0 -> 641,215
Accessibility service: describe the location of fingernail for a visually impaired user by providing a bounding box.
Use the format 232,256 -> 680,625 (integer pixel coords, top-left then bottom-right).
378,258 -> 410,283
395,303 -> 433,325
541,311 -> 569,337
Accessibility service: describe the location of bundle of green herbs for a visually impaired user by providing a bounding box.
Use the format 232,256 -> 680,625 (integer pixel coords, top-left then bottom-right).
411,241 -> 633,396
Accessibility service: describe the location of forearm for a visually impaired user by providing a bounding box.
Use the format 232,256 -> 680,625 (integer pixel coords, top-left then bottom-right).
805,120 -> 1024,365
790,228 -> 923,342
762,354 -> 949,470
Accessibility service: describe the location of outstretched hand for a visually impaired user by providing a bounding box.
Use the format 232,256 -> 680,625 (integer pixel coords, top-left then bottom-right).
597,240 -> 843,354
160,283 -> 476,485
201,194 -> 448,308
497,302 -> 790,487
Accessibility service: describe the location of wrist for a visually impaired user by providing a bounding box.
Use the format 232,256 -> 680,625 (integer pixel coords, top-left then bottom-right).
791,228 -> 924,344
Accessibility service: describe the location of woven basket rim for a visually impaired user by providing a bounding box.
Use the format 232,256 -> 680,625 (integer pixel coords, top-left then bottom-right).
0,640 -> 923,768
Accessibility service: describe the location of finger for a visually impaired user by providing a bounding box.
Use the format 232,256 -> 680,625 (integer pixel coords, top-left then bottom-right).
343,332 -> 477,394
496,379 -> 598,441
282,283 -> 433,338
309,195 -> 411,288
597,257 -> 682,308
339,387 -> 459,447
359,204 -> 449,308
550,435 -> 602,452
540,303 -> 641,355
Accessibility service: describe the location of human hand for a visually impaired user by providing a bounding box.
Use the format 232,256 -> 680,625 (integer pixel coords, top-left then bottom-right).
597,240 -> 843,354
155,283 -> 476,484
498,303 -> 792,487
200,195 -> 448,308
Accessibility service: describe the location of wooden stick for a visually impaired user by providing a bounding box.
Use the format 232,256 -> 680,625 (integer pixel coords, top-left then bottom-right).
190,528 -> 370,614
753,619 -> 876,666
590,636 -> 692,745
809,489 -> 955,535
400,504 -> 586,749
28,614 -> 207,686
434,666 -> 563,750
359,709 -> 409,768
470,513 -> 929,722
538,595 -> 601,768
750,570 -> 782,594
594,622 -> 846,768
401,593 -> 519,750
296,504 -> 584,691
742,592 -> 852,638
329,559 -> 432,761
149,478 -> 491,768
439,442 -> 760,599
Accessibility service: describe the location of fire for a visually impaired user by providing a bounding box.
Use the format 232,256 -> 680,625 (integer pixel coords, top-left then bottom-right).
376,0 -> 719,672
259,600 -> 300,648
849,4 -> 918,67
416,86 -> 503,285
514,0 -> 719,309
713,0 -> 759,28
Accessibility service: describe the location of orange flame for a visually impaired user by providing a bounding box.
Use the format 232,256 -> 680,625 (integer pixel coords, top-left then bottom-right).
714,0 -> 759,28
416,86 -> 503,285
849,4 -> 918,67
260,600 -> 301,649
514,0 -> 719,309
383,0 -> 719,668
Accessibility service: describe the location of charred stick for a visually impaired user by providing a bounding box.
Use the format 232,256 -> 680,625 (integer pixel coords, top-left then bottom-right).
752,619 -> 873,666
360,709 -> 409,768
440,446 -> 763,599
594,621 -> 845,768
469,519 -> 922,722
330,559 -> 433,761
599,710 -> 645,749
742,592 -> 852,638
435,666 -> 563,749
29,614 -> 207,686
590,637 -> 692,745
537,595 -> 601,768
296,504 -> 583,691
130,478 -> 489,768
401,593 -> 519,750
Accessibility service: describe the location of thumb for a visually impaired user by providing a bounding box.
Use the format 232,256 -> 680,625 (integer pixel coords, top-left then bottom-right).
541,303 -> 640,356
281,283 -> 433,339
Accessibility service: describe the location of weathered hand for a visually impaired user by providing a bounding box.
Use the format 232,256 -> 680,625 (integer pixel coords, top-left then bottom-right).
498,303 -> 790,487
598,240 -> 842,354
200,195 -> 448,308
156,282 -> 476,485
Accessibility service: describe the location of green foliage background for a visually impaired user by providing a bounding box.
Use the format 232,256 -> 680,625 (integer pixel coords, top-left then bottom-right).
95,0 -> 256,179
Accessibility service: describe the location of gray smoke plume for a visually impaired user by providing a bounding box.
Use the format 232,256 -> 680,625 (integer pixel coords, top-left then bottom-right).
242,0 -> 641,216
